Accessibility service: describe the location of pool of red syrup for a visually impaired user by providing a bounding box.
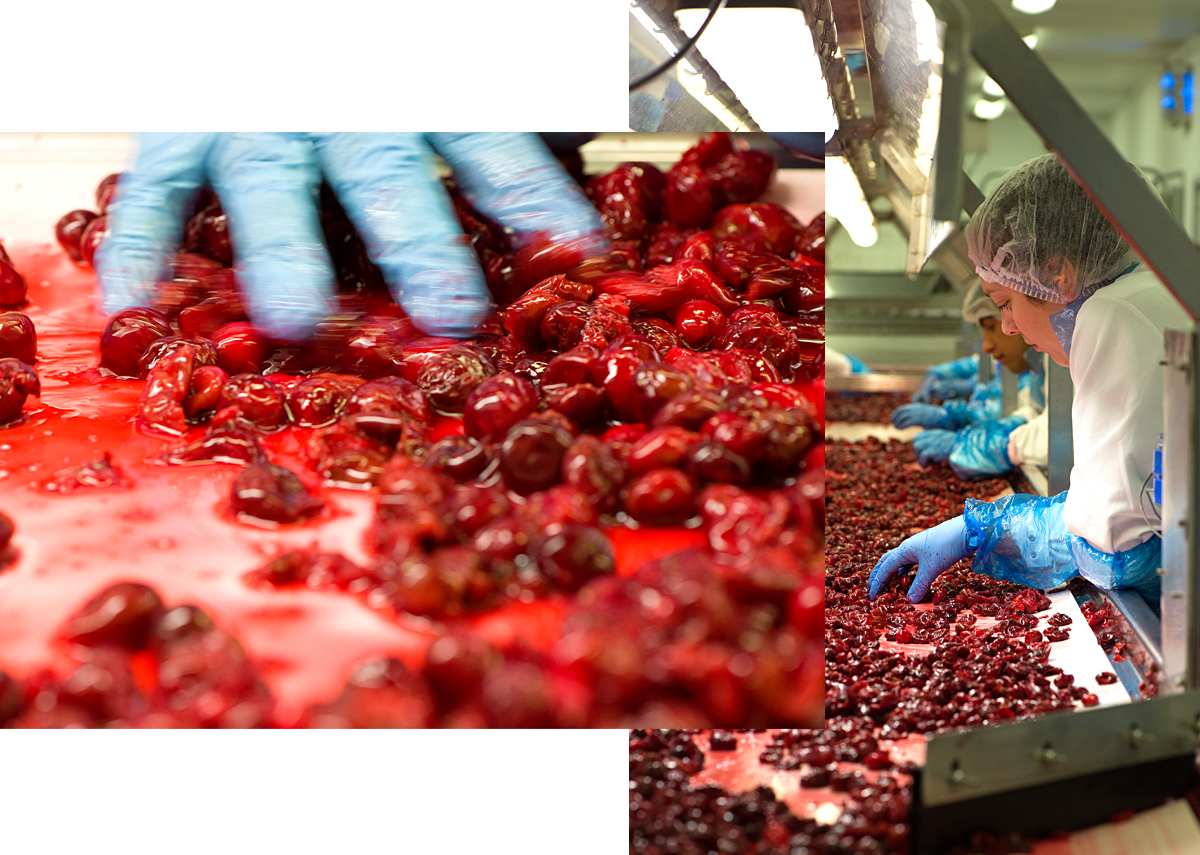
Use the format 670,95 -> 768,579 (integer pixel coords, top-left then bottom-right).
0,243 -> 758,727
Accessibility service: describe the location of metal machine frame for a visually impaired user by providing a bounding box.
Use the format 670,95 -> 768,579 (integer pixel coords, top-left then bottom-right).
817,0 -> 1200,848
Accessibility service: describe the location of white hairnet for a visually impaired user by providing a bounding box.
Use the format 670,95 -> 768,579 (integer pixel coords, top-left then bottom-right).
964,154 -> 1150,304
962,279 -> 1001,325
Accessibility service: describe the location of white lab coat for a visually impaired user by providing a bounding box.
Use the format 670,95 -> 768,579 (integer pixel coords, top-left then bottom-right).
1062,268 -> 1192,553
825,346 -> 853,377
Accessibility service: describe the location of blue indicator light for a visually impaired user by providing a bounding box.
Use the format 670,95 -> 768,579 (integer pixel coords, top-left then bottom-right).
1162,95 -> 1176,110
1183,71 -> 1195,116
1162,72 -> 1175,89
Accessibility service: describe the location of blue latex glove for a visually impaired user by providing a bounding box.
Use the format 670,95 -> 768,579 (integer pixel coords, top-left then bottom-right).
846,354 -> 871,374
891,403 -> 967,430
965,491 -> 1162,602
913,429 -> 957,466
928,376 -> 977,400
948,414 -> 1026,479
912,356 -> 978,402
868,516 -> 971,603
96,133 -> 606,342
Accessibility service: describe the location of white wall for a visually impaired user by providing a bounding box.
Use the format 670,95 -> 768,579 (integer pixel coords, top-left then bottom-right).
1108,32 -> 1200,241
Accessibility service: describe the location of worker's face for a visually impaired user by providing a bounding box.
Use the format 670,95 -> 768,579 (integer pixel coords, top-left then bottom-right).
980,277 -> 1070,367
979,316 -> 1031,374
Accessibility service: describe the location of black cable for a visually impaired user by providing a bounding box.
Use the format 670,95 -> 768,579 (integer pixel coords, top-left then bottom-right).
629,0 -> 727,92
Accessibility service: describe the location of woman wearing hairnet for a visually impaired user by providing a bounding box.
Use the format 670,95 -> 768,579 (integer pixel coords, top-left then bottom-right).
908,280 -> 1048,478
869,154 -> 1187,606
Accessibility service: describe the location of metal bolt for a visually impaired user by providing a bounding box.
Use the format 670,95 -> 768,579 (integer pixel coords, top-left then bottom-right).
1034,743 -> 1066,765
947,761 -> 978,787
1128,726 -> 1156,748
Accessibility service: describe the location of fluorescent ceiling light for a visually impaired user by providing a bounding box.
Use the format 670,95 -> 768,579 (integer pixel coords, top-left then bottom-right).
1012,0 -> 1056,14
982,77 -> 1004,98
1023,33 -> 1039,49
825,156 -> 878,247
973,98 -> 1006,120
675,7 -> 837,136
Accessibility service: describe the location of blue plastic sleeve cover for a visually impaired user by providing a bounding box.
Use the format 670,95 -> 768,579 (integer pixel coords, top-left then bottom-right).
846,354 -> 871,374
964,491 -> 1162,600
928,355 -> 979,381
948,414 -> 1026,479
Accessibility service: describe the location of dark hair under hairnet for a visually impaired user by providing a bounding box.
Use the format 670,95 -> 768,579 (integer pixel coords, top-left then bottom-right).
964,154 -> 1148,303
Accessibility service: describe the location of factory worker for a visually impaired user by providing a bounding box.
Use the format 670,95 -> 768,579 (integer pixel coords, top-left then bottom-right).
826,345 -> 871,377
96,133 -> 606,342
869,153 -> 1186,605
910,280 -> 1048,477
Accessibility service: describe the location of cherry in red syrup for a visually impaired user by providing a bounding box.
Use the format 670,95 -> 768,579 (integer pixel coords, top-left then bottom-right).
99,307 -> 172,378
55,209 -> 98,263
0,358 -> 40,425
0,313 -> 36,363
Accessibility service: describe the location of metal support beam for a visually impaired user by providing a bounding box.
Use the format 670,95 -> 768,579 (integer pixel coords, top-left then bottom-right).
1045,355 -> 1073,495
962,0 -> 1200,321
1162,329 -> 1200,692
1000,366 -> 1017,416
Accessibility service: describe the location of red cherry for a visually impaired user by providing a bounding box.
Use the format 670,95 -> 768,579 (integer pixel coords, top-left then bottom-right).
99,308 -> 172,378
630,361 -> 693,423
542,344 -> 601,387
627,426 -> 700,475
0,243 -> 27,307
416,345 -> 497,415
286,375 -> 359,428
63,582 -> 164,649
561,434 -> 626,513
79,215 -> 108,269
537,525 -> 615,591
94,173 -> 121,213
424,631 -> 502,710
183,364 -> 229,418
218,374 -> 288,431
0,313 -> 36,363
423,435 -> 493,482
630,317 -> 681,354
664,162 -> 714,228
55,210 -> 98,262
211,322 -> 270,375
712,202 -> 801,256
624,468 -> 697,525
673,300 -> 725,350
463,373 -> 537,442
796,212 -> 825,262
0,358 -> 39,425
499,420 -> 573,495
230,462 -> 325,525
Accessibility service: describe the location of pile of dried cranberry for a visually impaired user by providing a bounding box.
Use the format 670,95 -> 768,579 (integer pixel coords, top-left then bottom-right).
825,392 -> 907,425
629,729 -> 825,855
0,581 -> 273,728
819,438 -> 1128,851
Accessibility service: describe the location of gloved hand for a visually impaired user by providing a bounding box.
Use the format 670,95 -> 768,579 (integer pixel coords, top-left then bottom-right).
913,429 -> 957,466
868,516 -> 971,603
96,133 -> 607,342
891,403 -> 961,430
928,376 -> 977,400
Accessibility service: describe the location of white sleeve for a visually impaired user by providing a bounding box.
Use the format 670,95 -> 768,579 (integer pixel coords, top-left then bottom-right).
1062,294 -> 1162,552
1011,371 -> 1044,423
826,346 -> 852,377
1007,410 -> 1047,467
